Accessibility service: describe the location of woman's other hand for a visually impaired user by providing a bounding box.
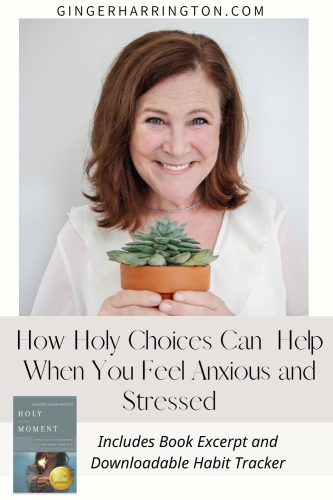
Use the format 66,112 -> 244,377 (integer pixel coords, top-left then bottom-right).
98,290 -> 167,316
158,291 -> 234,316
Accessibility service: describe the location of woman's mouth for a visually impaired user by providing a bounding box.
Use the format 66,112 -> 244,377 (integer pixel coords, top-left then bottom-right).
156,161 -> 194,172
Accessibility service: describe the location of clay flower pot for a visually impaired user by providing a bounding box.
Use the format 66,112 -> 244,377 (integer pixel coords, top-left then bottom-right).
120,263 -> 211,299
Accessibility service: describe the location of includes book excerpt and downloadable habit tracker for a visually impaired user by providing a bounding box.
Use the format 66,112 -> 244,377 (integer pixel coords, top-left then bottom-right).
13,396 -> 77,493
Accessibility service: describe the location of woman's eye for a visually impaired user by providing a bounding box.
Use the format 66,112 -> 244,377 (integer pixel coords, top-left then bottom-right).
146,117 -> 163,125
192,117 -> 207,126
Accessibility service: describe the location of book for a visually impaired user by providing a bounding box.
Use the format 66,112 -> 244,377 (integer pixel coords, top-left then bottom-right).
13,396 -> 77,493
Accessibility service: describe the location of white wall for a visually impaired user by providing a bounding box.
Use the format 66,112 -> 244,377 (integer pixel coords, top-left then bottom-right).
20,19 -> 308,314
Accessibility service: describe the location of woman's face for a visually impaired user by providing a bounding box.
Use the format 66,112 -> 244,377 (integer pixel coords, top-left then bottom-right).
130,70 -> 221,209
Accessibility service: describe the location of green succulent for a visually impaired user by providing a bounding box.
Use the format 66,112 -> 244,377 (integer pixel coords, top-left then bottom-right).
107,219 -> 219,267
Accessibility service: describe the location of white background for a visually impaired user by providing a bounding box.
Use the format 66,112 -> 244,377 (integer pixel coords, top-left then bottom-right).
19,18 -> 308,314
0,0 -> 333,498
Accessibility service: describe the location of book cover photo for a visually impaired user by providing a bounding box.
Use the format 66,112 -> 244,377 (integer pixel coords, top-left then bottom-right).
13,396 -> 77,493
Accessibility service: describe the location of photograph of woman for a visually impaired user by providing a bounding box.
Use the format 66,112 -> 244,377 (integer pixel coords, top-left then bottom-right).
25,452 -> 74,493
23,26 -> 307,316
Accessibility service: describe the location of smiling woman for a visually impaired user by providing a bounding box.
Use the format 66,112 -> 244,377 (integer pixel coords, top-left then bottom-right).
31,30 -> 307,316
130,71 -> 221,211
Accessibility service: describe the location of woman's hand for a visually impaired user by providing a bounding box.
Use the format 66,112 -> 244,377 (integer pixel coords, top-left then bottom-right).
98,290 -> 167,316
36,475 -> 50,490
158,291 -> 234,316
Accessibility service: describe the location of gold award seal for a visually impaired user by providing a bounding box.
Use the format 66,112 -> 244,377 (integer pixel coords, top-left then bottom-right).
49,466 -> 73,491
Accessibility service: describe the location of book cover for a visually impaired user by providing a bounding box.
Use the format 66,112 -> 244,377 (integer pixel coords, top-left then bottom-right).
13,396 -> 77,493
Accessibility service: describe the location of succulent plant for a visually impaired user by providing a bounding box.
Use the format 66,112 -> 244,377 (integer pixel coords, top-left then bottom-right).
107,219 -> 219,267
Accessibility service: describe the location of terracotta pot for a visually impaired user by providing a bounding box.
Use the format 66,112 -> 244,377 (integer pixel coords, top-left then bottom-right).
120,264 -> 211,299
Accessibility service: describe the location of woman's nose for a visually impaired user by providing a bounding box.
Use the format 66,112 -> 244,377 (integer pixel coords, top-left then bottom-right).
162,126 -> 191,157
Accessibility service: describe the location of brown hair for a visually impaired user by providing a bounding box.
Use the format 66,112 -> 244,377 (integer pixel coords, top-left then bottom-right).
85,30 -> 248,230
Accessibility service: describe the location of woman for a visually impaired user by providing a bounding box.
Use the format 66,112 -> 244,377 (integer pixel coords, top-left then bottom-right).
26,452 -> 71,493
31,30 -> 307,316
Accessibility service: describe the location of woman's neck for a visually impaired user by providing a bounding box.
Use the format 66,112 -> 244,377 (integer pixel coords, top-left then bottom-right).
146,192 -> 200,212
139,205 -> 224,252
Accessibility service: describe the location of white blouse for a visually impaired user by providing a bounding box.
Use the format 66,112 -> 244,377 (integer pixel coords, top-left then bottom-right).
31,189 -> 308,316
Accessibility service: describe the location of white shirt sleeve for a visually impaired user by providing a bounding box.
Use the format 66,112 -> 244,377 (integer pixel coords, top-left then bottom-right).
31,223 -> 79,315
277,212 -> 308,315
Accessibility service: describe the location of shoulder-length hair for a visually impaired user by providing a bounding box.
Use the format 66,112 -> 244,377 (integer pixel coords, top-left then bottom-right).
85,30 -> 248,230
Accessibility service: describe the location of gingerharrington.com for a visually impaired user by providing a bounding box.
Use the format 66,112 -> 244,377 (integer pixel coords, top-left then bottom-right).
56,4 -> 264,18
